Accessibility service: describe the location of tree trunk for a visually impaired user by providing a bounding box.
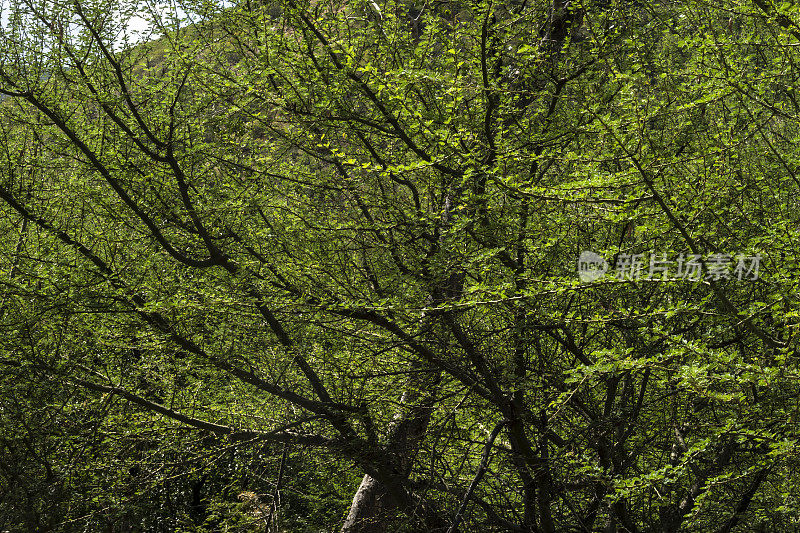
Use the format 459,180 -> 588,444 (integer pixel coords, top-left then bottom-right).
341,474 -> 392,533
341,372 -> 441,532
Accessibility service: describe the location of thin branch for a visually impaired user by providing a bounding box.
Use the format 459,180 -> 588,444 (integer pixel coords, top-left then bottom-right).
446,420 -> 505,533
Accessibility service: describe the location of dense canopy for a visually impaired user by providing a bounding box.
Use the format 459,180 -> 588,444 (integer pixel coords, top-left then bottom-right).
1,0 -> 799,531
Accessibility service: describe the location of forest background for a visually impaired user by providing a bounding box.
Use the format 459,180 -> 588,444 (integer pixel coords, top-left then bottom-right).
1,0 -> 800,531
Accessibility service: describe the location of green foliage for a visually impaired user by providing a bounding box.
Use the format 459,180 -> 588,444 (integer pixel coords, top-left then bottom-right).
1,0 -> 800,531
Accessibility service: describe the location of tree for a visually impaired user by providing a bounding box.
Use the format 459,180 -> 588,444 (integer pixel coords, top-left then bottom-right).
1,0 -> 799,531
